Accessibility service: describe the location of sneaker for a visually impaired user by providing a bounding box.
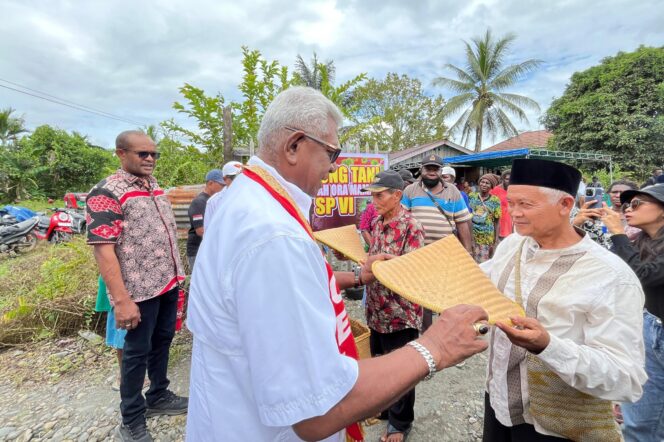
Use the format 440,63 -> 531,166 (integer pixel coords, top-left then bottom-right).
115,419 -> 153,442
145,390 -> 188,417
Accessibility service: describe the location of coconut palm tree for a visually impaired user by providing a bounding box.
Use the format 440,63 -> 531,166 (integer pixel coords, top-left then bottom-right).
0,108 -> 28,146
293,53 -> 336,90
433,29 -> 542,152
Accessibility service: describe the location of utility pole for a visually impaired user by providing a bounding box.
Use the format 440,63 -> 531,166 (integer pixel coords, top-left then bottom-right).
223,106 -> 233,164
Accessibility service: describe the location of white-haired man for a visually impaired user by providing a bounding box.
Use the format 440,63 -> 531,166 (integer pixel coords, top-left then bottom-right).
480,159 -> 647,441
186,87 -> 489,441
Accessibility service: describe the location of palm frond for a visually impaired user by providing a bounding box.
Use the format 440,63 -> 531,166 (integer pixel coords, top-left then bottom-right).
490,94 -> 529,124
492,107 -> 520,138
463,40 -> 484,83
489,59 -> 543,90
496,92 -> 541,112
447,108 -> 472,136
438,93 -> 475,118
487,32 -> 516,78
431,76 -> 475,94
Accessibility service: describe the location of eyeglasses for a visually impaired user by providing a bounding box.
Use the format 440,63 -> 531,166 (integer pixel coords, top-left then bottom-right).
621,198 -> 653,213
122,149 -> 160,160
284,126 -> 342,163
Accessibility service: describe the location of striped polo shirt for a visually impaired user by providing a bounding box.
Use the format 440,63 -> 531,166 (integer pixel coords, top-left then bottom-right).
402,181 -> 472,245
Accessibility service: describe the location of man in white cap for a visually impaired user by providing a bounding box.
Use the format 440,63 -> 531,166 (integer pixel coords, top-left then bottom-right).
186,169 -> 225,270
203,160 -> 242,230
441,165 -> 471,211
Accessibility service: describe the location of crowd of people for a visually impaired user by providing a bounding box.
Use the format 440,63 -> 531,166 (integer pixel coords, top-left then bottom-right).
87,86 -> 663,442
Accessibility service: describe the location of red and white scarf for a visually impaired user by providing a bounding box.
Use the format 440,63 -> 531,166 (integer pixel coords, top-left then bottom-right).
243,165 -> 364,442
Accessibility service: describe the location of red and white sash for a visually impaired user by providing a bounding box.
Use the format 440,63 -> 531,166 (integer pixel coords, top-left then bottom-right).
243,165 -> 363,441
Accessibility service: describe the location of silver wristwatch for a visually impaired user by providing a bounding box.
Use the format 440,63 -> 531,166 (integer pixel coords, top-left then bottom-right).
407,340 -> 436,380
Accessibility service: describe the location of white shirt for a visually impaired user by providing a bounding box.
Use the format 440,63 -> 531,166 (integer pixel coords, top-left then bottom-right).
203,187 -> 226,230
186,156 -> 358,441
480,233 -> 646,437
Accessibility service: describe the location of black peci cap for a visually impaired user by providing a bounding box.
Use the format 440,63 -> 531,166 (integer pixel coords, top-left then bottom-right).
510,159 -> 582,196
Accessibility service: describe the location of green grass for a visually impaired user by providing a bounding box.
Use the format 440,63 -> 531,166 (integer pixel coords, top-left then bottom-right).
9,198 -> 65,213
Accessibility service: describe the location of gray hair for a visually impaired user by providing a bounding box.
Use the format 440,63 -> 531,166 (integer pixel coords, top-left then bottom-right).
257,86 -> 343,153
539,187 -> 572,204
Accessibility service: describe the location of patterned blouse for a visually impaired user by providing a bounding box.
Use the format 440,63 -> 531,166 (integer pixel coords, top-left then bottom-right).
366,209 -> 425,333
468,192 -> 502,245
86,169 -> 185,303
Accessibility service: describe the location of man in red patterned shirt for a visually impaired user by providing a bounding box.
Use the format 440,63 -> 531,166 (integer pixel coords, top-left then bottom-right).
86,130 -> 187,442
362,170 -> 425,442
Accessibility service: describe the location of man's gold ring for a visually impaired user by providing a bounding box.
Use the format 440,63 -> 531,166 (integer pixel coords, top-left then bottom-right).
473,323 -> 489,336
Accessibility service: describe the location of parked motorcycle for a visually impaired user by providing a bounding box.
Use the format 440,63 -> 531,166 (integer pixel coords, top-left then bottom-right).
34,209 -> 74,243
55,208 -> 86,234
0,217 -> 38,255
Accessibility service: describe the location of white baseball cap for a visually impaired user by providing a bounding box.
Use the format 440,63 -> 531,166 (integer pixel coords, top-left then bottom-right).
222,161 -> 243,177
441,166 -> 456,177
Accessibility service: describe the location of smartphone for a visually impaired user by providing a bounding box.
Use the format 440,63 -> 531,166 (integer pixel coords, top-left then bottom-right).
585,187 -> 604,209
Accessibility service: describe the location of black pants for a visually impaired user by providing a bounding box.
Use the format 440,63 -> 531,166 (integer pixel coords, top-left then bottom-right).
370,327 -> 419,432
120,288 -> 178,425
482,393 -> 570,441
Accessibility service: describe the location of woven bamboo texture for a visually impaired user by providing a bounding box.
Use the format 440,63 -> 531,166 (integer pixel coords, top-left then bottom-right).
350,319 -> 371,359
372,235 -> 524,324
314,224 -> 368,263
527,355 -> 622,441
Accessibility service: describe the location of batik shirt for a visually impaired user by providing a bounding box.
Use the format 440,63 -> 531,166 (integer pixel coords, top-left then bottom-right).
468,192 -> 501,245
366,209 -> 425,333
86,169 -> 184,303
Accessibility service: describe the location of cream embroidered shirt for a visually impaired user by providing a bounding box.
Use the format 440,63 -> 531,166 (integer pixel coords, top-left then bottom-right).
480,233 -> 647,437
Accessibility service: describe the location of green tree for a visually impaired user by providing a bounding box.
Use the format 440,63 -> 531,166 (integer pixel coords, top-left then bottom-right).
162,83 -> 227,160
542,46 -> 664,178
0,145 -> 40,201
350,73 -> 447,151
163,47 -> 292,161
293,53 -> 336,90
151,134 -> 211,188
433,29 -> 542,152
231,46 -> 292,147
19,125 -> 116,198
0,108 -> 29,146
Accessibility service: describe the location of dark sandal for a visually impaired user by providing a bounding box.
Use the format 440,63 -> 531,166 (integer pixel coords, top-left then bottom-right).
380,423 -> 411,442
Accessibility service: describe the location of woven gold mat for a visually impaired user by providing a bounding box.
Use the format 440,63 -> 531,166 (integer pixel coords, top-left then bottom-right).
313,224 -> 368,264
372,235 -> 524,324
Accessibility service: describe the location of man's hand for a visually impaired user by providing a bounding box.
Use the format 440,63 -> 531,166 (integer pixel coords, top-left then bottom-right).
359,253 -> 395,285
495,316 -> 550,354
601,203 -> 625,235
114,297 -> 141,330
419,304 -> 489,369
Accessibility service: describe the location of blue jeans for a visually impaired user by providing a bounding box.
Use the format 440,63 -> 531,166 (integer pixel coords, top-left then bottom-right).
622,310 -> 664,442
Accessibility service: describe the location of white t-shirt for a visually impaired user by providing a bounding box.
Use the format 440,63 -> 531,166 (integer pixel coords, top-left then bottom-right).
186,156 -> 358,441
203,187 -> 226,230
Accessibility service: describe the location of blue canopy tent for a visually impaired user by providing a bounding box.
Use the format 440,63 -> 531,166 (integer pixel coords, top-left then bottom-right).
443,148 -> 614,181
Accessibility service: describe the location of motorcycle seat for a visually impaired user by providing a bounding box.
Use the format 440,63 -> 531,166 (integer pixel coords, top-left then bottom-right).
0,218 -> 37,236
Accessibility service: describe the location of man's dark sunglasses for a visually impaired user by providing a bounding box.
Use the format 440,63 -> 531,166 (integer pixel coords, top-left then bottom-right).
123,149 -> 160,160
284,126 -> 342,163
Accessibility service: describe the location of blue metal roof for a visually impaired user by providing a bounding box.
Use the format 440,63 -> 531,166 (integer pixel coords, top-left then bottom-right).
444,148 -> 531,165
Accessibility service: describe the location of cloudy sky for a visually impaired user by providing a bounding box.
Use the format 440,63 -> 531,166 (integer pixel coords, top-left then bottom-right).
1,0 -> 662,149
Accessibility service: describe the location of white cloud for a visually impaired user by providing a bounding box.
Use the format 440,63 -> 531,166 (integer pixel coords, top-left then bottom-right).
0,0 -> 662,148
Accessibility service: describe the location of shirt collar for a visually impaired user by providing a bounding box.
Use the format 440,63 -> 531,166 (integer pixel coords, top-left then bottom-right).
378,208 -> 406,229
248,156 -> 312,216
523,228 -> 590,257
117,168 -> 156,189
